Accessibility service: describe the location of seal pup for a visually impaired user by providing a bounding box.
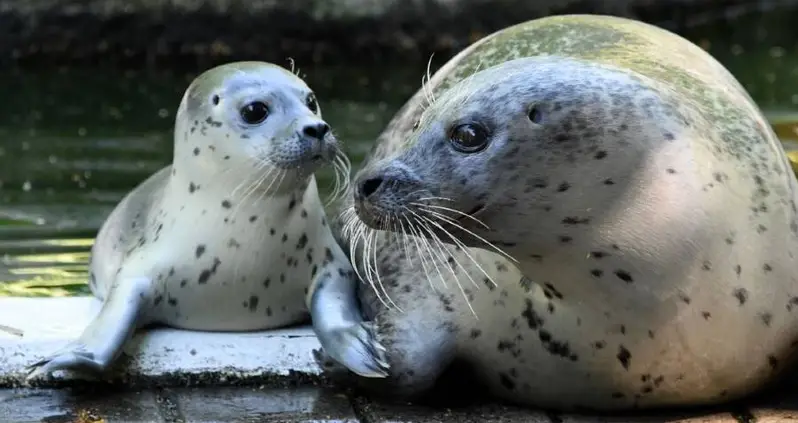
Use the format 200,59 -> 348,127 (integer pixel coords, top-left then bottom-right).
25,61 -> 387,380
320,15 -> 798,411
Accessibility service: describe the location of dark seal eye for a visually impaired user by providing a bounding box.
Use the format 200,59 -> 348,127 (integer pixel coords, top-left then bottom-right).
412,119 -> 420,131
306,94 -> 319,114
449,123 -> 489,153
240,101 -> 269,125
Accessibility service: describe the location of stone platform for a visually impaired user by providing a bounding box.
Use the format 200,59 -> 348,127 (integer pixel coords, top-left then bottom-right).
1,297 -> 798,422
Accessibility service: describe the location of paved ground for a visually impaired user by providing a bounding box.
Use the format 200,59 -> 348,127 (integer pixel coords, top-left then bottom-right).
3,383 -> 798,423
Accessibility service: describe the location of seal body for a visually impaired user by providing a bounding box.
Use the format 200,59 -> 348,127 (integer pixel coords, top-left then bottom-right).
322,15 -> 798,411
26,61 -> 370,379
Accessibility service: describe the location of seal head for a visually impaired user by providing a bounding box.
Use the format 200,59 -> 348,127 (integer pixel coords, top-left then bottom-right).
177,62 -> 338,188
354,56 -> 673,257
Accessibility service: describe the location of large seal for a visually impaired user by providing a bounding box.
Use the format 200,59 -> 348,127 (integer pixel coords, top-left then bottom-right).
314,15 -> 798,411
25,61 -> 385,380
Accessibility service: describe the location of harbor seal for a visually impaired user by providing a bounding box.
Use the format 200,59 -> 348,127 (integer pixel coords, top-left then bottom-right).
316,15 -> 798,411
25,61 -> 386,380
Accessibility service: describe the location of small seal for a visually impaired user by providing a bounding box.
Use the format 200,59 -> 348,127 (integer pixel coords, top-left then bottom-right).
321,15 -> 798,411
25,61 -> 386,380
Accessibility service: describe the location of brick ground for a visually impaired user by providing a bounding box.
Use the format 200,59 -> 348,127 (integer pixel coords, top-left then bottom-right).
3,385 -> 798,423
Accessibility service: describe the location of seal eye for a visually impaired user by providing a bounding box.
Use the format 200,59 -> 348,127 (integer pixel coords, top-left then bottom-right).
240,101 -> 269,125
412,119 -> 420,131
306,94 -> 319,115
449,123 -> 489,153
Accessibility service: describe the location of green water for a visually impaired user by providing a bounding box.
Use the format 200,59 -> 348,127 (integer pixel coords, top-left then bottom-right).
2,9 -> 798,297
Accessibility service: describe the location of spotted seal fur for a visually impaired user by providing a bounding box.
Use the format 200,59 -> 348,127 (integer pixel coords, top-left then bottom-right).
25,61 -> 387,380
315,15 -> 798,411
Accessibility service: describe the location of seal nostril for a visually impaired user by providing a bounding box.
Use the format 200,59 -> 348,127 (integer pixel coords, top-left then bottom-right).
360,177 -> 384,198
303,122 -> 330,140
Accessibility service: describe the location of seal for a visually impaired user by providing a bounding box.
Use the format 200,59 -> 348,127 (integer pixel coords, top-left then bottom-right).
25,61 -> 387,380
316,15 -> 798,411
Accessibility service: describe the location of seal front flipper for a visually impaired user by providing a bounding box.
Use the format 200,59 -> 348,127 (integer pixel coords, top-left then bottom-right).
307,259 -> 389,378
25,276 -> 151,380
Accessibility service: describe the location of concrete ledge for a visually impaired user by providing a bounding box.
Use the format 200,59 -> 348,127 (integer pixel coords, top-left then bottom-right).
0,297 -> 323,389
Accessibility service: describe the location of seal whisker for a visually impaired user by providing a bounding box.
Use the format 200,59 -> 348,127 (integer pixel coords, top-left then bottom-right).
412,209 -> 484,291
406,209 -> 478,318
403,211 -> 450,293
410,202 -> 490,229
399,216 -> 439,292
412,204 -> 517,264
352,221 -> 395,310
405,208 -> 462,290
366,225 -> 403,311
412,208 -> 499,291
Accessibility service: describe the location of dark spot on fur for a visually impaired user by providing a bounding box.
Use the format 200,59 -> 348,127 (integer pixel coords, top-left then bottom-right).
702,261 -> 712,271
590,269 -> 603,278
189,182 -> 197,193
263,278 -> 271,288
603,178 -> 615,185
249,215 -> 257,223
296,233 -> 308,250
760,312 -> 773,327
558,235 -> 572,243
193,147 -> 200,156
763,263 -> 772,272
522,299 -> 543,329
594,150 -> 607,159
593,341 -> 606,350
556,182 -> 570,192
221,200 -> 232,209
702,311 -> 711,319
666,168 -> 676,174
787,297 -> 798,312
324,247 -> 334,264
616,346 -> 632,370
301,209 -> 308,218
768,355 -> 779,370
562,216 -> 590,225
732,288 -> 749,305
734,265 -> 742,276
195,245 -> 206,258
470,329 -> 482,339
248,295 -> 259,312
614,270 -> 633,283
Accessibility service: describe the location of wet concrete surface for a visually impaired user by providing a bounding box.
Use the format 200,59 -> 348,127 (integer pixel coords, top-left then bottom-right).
3,384 -> 798,423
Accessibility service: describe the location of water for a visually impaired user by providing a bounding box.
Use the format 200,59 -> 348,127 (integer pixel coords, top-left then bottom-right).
2,9 -> 798,297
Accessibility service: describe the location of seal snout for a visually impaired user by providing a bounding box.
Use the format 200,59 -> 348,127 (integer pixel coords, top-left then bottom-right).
296,118 -> 335,162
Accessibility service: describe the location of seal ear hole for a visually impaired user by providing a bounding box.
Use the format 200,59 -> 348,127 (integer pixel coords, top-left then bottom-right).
528,106 -> 544,124
211,95 -> 220,106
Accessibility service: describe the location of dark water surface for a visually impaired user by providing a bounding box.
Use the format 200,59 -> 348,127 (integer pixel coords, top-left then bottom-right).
2,9 -> 798,296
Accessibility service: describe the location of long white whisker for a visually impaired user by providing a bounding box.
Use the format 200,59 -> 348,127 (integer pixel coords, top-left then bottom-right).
405,208 -> 477,318
412,203 -> 518,264
410,202 -> 489,229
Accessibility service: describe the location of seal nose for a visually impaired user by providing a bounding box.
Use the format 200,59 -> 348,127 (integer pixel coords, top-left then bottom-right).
301,122 -> 330,141
358,177 -> 384,199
